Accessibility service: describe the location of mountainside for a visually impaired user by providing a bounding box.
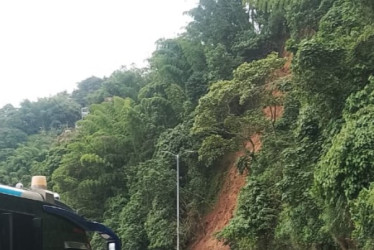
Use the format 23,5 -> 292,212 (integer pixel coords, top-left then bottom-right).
1,0 -> 374,249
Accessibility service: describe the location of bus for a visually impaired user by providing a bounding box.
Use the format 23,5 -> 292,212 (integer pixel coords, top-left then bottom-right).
0,176 -> 121,250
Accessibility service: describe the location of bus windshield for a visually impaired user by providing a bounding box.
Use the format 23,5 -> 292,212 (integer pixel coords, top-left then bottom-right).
43,213 -> 91,250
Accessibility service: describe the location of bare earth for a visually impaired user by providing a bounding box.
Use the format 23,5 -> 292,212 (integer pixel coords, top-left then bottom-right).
189,134 -> 262,250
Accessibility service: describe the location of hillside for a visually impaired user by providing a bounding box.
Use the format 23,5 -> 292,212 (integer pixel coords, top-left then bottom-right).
1,0 -> 374,249
189,135 -> 260,250
189,56 -> 289,249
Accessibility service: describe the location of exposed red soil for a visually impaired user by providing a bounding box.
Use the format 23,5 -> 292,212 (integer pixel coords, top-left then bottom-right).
263,105 -> 284,121
189,135 -> 261,250
282,51 -> 293,74
188,55 -> 291,250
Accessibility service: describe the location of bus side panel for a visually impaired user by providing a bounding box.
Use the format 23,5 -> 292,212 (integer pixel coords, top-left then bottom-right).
0,213 -> 12,250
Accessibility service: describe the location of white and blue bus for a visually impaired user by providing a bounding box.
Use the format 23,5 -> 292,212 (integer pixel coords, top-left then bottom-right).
0,176 -> 120,250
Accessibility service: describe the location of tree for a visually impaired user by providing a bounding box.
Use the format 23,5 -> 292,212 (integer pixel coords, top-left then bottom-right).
72,76 -> 104,106
1,132 -> 55,186
187,0 -> 251,50
52,97 -> 132,219
149,39 -> 192,87
192,53 -> 285,166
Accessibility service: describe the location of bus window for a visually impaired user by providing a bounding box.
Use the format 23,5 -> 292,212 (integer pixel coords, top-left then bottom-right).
43,213 -> 91,250
0,212 -> 40,250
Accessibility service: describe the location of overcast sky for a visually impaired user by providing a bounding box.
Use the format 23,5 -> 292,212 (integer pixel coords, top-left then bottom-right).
0,0 -> 198,108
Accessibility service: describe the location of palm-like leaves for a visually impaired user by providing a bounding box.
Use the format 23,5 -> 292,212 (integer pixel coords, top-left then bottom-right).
243,0 -> 295,12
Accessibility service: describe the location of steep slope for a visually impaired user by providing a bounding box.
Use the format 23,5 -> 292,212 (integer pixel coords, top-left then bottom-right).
188,56 -> 290,250
189,135 -> 262,250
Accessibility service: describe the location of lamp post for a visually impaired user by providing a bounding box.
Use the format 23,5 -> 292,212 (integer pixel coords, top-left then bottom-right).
162,150 -> 194,250
176,153 -> 180,250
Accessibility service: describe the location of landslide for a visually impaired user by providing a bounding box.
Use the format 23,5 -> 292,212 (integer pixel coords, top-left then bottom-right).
189,135 -> 261,250
188,55 -> 291,250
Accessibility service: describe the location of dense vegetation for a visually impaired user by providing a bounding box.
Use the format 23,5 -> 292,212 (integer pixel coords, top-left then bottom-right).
1,0 -> 374,249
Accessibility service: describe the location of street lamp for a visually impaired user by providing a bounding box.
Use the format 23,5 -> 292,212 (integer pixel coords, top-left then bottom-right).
162,150 -> 195,250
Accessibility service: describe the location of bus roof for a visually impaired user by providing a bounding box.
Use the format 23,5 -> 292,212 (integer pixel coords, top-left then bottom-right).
0,184 -> 45,202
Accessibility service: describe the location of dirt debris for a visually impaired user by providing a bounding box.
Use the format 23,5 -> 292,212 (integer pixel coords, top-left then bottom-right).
189,135 -> 261,250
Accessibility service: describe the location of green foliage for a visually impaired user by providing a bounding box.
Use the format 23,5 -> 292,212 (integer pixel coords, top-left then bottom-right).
187,0 -> 251,50
0,127 -> 27,151
0,93 -> 81,137
138,81 -> 187,124
193,53 -> 285,167
26,93 -> 81,132
312,79 -> 374,244
216,2 -> 374,244
52,97 -> 132,218
344,76 -> 374,116
35,145 -> 68,184
291,0 -> 374,115
274,90 -> 300,130
119,191 -> 149,249
145,208 -> 175,249
118,159 -> 176,250
149,38 -> 209,105
87,68 -> 145,105
0,132 -> 56,186
154,123 -> 211,243
143,167 -> 176,250
273,5 -> 374,240
292,38 -> 349,116
198,135 -> 235,167
205,43 -> 239,81
276,141 -> 327,247
315,108 -> 374,202
72,76 -> 104,106
150,39 -> 192,86
351,184 -> 374,249
243,0 -> 296,12
285,0 -> 332,40
218,177 -> 280,250
187,0 -> 281,81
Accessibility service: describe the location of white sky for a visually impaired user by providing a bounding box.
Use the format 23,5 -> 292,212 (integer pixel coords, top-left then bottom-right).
0,0 -> 198,108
